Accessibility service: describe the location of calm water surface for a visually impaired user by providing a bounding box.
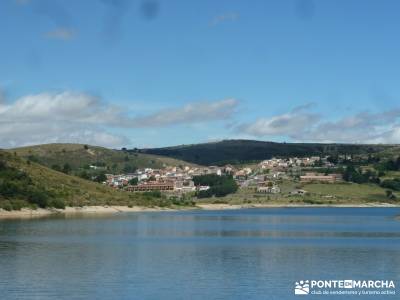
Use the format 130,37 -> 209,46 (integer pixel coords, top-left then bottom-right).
0,207 -> 400,299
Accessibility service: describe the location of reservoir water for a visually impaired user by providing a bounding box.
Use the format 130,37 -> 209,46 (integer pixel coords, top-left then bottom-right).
0,207 -> 399,299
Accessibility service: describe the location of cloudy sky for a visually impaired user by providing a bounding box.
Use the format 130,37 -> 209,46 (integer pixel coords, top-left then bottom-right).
1,0 -> 400,148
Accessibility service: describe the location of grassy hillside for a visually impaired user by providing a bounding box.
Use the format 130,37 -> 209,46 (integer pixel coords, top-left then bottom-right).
10,143 -> 197,176
140,139 -> 393,165
0,150 -> 180,211
197,181 -> 397,206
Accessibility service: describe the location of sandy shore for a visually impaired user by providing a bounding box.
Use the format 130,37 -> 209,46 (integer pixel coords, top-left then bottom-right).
0,203 -> 399,219
0,206 -> 178,219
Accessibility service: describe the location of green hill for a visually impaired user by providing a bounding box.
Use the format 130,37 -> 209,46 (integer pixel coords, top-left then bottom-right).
0,150 -> 177,211
140,139 -> 394,165
10,143 -> 197,176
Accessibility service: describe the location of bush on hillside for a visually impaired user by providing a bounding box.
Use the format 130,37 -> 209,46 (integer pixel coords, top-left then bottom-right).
381,179 -> 400,191
0,159 -> 55,209
193,174 -> 238,198
49,199 -> 66,209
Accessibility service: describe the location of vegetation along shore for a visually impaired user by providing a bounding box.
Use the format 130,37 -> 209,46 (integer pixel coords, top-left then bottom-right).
1,140 -> 400,218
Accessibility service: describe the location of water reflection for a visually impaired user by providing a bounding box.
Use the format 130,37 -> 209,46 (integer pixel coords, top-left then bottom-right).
0,208 -> 399,299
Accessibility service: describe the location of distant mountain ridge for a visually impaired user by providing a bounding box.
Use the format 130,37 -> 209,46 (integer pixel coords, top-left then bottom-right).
138,139 -> 396,165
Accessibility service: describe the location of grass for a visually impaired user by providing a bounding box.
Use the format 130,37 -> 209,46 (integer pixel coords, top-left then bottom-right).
196,180 -> 398,205
0,150 -> 186,209
9,143 -> 199,174
301,182 -> 390,202
380,171 -> 400,180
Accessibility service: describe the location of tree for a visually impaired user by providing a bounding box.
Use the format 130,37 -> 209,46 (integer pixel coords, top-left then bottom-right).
27,155 -> 39,163
343,165 -> 378,184
123,164 -> 137,173
62,163 -> 72,174
129,178 -> 138,185
79,171 -> 90,180
381,179 -> 400,191
84,145 -> 89,150
94,173 -> 107,183
327,155 -> 338,164
193,174 -> 238,198
51,164 -> 61,172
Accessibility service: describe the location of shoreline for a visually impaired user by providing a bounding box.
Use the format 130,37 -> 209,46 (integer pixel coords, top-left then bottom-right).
0,206 -> 180,219
0,203 -> 399,219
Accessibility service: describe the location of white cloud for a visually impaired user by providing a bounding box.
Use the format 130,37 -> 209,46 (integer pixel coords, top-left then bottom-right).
237,104 -> 400,144
0,91 -> 237,148
370,127 -> 400,144
45,28 -> 76,40
238,104 -> 320,137
304,110 -> 400,143
128,98 -> 238,127
0,122 -> 128,149
0,91 -> 120,124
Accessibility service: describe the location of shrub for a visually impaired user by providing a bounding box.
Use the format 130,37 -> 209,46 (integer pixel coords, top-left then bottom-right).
193,175 -> 238,198
78,171 -> 91,180
28,190 -> 49,208
129,178 -> 138,185
27,155 -> 40,163
143,190 -> 162,198
49,199 -> 66,209
11,200 -> 28,210
170,196 -> 195,206
381,179 -> 400,191
51,164 -> 61,172
62,163 -> 72,174
303,199 -> 324,205
94,173 -> 107,183
0,200 -> 13,211
212,199 -> 228,204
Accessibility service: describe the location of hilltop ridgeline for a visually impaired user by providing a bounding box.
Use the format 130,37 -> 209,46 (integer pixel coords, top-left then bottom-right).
138,139 -> 396,166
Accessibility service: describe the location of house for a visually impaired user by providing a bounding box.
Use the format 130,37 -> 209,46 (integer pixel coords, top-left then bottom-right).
300,172 -> 343,183
174,180 -> 196,193
197,186 -> 210,191
208,166 -> 222,176
223,164 -> 235,174
127,181 -> 174,192
257,185 -> 281,194
234,170 -> 247,180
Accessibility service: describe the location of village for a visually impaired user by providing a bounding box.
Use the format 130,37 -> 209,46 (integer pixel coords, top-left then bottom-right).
104,155 -> 344,197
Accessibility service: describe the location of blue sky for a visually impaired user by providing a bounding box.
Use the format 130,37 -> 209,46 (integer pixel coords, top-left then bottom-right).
1,0 -> 400,148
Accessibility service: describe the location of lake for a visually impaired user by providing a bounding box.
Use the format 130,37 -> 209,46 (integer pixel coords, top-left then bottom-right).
0,207 -> 399,299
